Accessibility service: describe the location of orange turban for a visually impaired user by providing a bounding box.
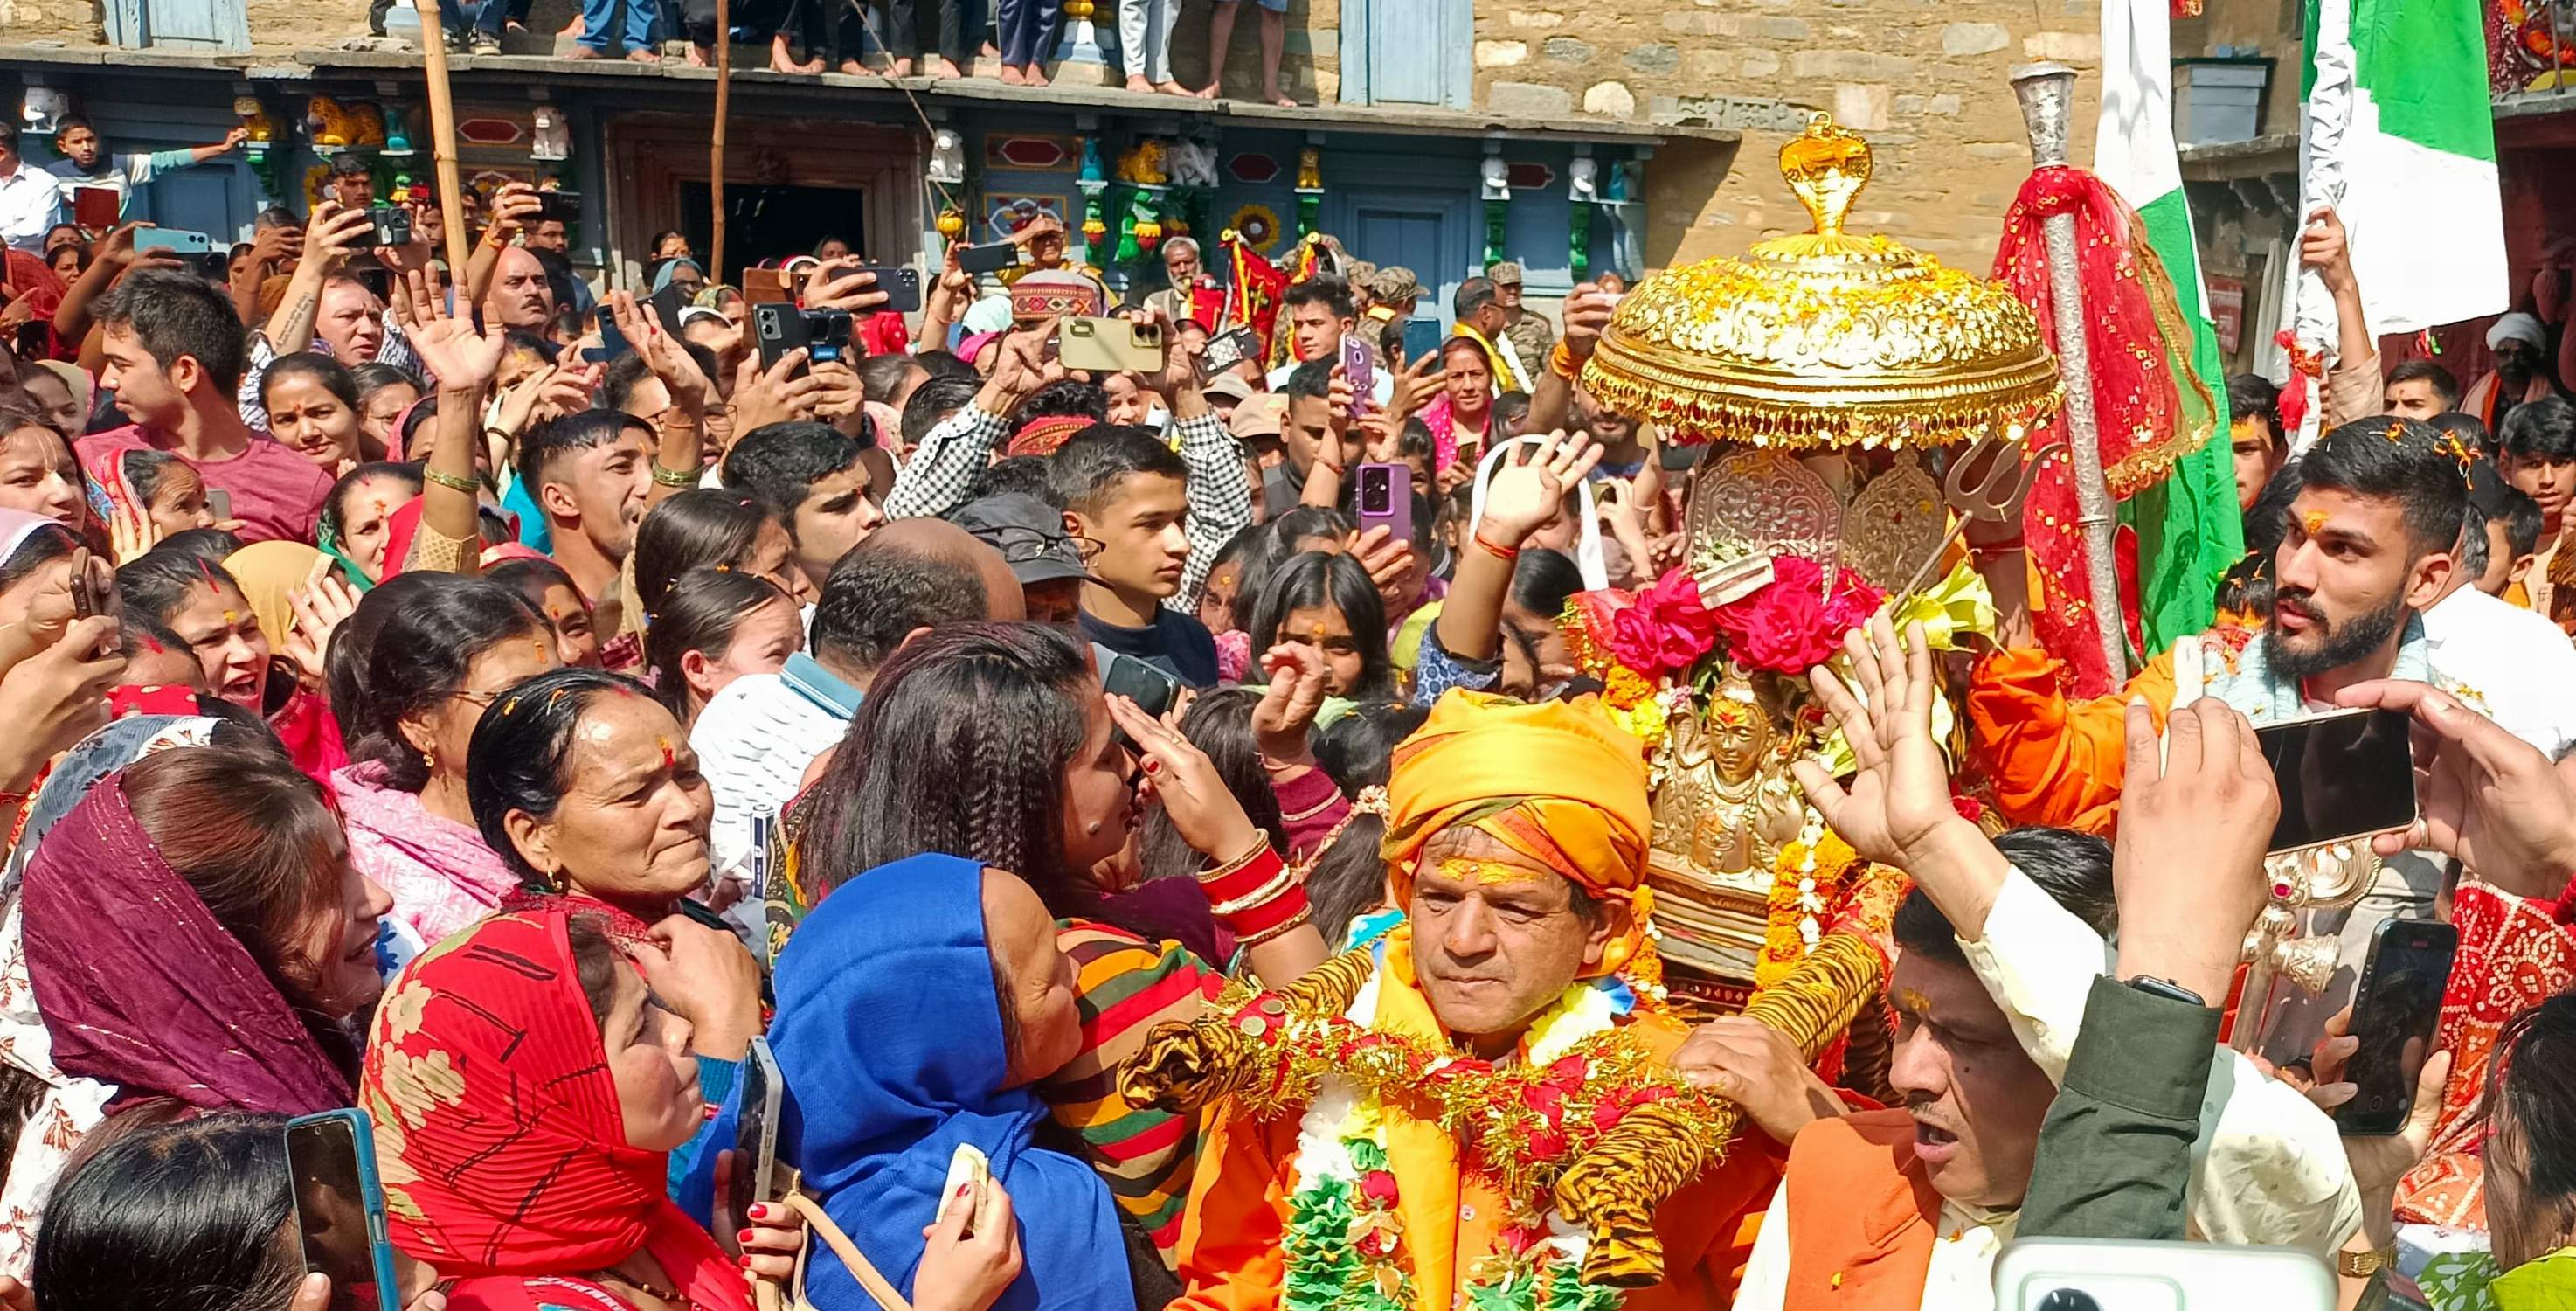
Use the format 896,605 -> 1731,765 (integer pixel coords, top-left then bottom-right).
1382,690 -> 1653,977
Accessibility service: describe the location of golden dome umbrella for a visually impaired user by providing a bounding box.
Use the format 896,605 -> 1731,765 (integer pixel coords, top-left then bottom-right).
1582,114 -> 2061,454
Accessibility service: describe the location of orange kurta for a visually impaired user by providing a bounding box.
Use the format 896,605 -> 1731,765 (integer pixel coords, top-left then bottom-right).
1164,982 -> 1789,1311
1964,645 -> 2179,835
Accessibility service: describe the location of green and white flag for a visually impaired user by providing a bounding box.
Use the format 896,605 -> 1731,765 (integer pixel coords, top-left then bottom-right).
2300,0 -> 2507,336
2095,0 -> 2241,650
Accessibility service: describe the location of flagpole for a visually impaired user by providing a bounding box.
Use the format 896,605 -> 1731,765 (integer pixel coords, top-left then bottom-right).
2012,61 -> 2129,683
711,0 -> 731,284
412,0 -> 471,279
2288,0 -> 2357,453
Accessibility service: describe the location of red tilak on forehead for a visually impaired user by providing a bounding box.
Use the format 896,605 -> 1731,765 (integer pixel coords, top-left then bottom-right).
657,735 -> 675,769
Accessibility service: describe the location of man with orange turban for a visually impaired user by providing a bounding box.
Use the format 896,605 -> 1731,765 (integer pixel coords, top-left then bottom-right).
1164,690 -> 1804,1311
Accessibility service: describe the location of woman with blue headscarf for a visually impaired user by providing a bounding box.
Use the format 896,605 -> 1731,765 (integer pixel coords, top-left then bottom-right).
770,853 -> 1133,1311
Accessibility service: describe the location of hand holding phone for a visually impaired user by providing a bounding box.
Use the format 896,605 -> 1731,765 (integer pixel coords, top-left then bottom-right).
2256,706 -> 2417,855
286,1111 -> 403,1311
728,1037 -> 786,1230
206,488 -> 235,524
1340,333 -> 1375,419
956,241 -> 1019,275
1354,462 -> 1414,545
73,186 -> 117,230
2332,918 -> 2457,1136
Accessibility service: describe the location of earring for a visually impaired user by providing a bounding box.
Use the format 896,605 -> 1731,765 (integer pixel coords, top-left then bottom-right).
1086,821 -> 1102,835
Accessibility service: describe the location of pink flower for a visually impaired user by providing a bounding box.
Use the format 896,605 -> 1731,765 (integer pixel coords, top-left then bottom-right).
1603,567 -> 1719,677
1360,1170 -> 1400,1206
1709,557 -> 1887,676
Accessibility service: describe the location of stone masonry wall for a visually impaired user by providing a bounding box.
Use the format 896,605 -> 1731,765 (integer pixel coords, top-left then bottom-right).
1474,0 -> 2109,272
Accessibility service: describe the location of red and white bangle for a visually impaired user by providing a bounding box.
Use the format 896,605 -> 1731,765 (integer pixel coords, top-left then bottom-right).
1198,840 -> 1310,941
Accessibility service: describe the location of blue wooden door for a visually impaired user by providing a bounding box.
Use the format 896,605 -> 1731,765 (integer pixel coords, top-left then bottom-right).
1333,191 -> 1475,325
123,0 -> 250,48
1339,0 -> 1472,109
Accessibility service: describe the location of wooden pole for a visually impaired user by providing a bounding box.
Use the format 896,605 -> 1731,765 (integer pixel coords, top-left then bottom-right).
2011,60 -> 2129,683
412,0 -> 472,281
711,0 -> 731,284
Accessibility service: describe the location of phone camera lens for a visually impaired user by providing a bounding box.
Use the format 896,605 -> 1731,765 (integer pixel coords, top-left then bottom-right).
2037,1290 -> 2102,1311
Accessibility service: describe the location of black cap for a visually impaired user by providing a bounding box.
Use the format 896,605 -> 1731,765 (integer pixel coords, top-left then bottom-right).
953,494 -> 1090,587
329,153 -> 372,177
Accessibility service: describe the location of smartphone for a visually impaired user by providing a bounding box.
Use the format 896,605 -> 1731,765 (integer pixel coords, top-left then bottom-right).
1355,462 -> 1414,544
1993,1238 -> 2336,1311
851,265 -> 923,315
536,189 -> 582,225
1099,649 -> 1181,721
741,267 -> 793,305
367,206 -> 411,248
1061,316 -> 1163,374
1401,316 -> 1445,366
135,227 -> 214,255
729,1037 -> 786,1229
1341,332 -> 1375,418
583,318 -> 629,364
73,186 -> 116,229
2254,707 -> 2417,855
285,1110 -> 402,1311
2335,918 -> 2457,1136
206,488 -> 233,523
66,547 -> 100,621
956,240 -> 1019,275
939,1142 -> 1001,1238
647,282 -> 693,334
1203,325 -> 1261,373
12,321 -> 44,357
752,304 -> 853,371
352,265 -> 394,304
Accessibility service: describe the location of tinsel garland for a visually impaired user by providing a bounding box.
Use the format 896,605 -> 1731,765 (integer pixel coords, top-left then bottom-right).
1125,936 -> 1889,1288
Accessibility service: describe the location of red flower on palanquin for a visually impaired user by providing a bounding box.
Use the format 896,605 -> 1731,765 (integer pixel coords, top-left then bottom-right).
1709,556 -> 1885,676
1605,567 -> 1719,678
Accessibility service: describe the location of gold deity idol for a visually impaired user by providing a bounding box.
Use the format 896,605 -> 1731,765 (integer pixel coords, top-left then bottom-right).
1647,668 -> 1804,982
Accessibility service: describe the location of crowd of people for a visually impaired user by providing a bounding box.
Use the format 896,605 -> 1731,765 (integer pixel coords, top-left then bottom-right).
0,126 -> 2572,1311
375,0 -> 1304,100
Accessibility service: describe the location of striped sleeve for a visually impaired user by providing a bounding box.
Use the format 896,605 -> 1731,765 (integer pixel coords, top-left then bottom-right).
1042,920 -> 1227,1264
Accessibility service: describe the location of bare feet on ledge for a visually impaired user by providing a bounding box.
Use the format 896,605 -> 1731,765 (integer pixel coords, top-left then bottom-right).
1126,73 -> 1153,93
625,46 -> 659,62
930,55 -> 961,77
1153,80 -> 1191,95
999,64 -> 1027,84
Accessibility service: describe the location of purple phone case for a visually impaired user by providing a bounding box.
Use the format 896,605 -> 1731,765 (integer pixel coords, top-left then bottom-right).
1342,335 -> 1375,415
1355,462 -> 1412,544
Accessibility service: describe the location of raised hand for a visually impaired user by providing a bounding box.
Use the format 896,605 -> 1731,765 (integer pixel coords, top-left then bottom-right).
1250,642 -> 1329,768
1559,282 -> 1617,361
1478,430 -> 1603,546
1791,614 -> 1962,871
727,347 -> 821,436
2110,695 -> 2278,1002
1108,692 -> 1262,862
607,290 -> 712,415
801,256 -> 890,316
2331,678 -> 2576,899
404,270 -> 509,394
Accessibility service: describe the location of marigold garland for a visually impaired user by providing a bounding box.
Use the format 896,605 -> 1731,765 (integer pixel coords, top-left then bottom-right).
1756,827 -> 1863,991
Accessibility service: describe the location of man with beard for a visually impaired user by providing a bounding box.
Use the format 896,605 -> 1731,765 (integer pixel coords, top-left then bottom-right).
2467,312 -> 2564,435
1966,415 -> 2472,1052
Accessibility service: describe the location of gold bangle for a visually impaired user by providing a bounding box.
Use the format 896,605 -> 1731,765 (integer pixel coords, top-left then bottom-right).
422,467 -> 480,495
1236,902 -> 1313,948
2336,1246 -> 2396,1279
1195,832 -> 1274,885
1207,861 -> 1301,919
649,461 -> 700,488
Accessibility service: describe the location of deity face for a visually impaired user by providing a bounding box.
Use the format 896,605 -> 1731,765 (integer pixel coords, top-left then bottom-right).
1707,696 -> 1770,784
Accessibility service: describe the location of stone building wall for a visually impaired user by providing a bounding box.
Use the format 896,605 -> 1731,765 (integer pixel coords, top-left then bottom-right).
1472,0 -> 2109,271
